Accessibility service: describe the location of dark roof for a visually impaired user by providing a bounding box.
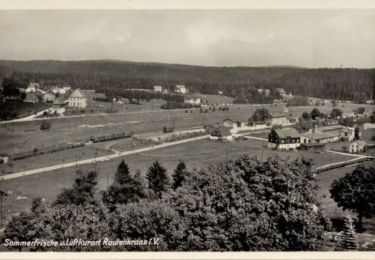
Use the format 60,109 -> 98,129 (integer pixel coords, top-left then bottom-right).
24,93 -> 39,101
274,128 -> 300,139
319,125 -> 344,132
211,126 -> 231,137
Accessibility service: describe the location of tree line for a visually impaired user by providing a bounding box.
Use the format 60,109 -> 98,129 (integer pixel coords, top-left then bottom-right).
1,60 -> 374,102
4,155 -> 333,251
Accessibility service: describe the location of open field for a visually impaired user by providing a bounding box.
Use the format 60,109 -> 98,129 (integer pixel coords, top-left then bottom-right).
3,101 -> 373,155
0,137 -> 356,225
0,145 -> 111,174
0,103 -> 263,154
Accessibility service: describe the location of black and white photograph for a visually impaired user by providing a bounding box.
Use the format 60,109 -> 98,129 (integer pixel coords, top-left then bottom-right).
0,0 -> 374,258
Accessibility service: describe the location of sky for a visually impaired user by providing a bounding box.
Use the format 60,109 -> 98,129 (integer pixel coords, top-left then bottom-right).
0,10 -> 375,68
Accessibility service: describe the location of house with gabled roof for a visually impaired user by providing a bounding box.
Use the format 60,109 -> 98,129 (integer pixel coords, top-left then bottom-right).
23,93 -> 39,103
67,89 -> 95,109
268,127 -> 301,150
210,126 -> 233,141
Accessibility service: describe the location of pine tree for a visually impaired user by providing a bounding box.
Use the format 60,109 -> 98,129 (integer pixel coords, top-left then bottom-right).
102,162 -> 146,211
115,160 -> 131,185
146,161 -> 170,197
340,215 -> 359,250
172,161 -> 187,190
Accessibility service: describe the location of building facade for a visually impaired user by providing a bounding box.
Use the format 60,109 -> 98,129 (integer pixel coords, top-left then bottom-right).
268,128 -> 301,150
67,89 -> 95,109
175,85 -> 188,94
348,140 -> 366,153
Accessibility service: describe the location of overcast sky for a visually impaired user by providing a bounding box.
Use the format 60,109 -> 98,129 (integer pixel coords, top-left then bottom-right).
0,10 -> 375,68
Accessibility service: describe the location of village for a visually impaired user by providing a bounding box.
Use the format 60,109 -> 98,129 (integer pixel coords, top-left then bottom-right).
0,78 -> 375,251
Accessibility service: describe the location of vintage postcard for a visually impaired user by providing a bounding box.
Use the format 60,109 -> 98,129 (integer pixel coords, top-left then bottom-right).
0,0 -> 374,259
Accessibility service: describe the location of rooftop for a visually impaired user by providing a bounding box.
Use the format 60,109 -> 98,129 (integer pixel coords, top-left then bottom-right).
274,128 -> 300,139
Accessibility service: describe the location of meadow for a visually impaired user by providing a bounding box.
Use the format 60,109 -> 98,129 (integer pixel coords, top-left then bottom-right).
0,137 -> 355,225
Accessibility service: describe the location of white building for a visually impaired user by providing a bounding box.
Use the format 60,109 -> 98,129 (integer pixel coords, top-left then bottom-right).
348,140 -> 367,153
300,125 -> 355,144
175,85 -> 188,94
153,86 -> 163,92
184,95 -> 201,105
43,92 -> 56,102
67,89 -> 95,109
26,82 -> 39,93
51,86 -> 71,95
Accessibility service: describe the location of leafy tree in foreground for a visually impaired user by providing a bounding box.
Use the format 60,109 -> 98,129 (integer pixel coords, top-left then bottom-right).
53,170 -> 98,206
164,156 -> 328,251
172,161 -> 188,190
330,165 -> 375,231
146,161 -> 170,197
109,201 -> 185,251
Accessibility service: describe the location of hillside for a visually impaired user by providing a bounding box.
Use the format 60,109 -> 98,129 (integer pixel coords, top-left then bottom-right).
0,60 -> 374,102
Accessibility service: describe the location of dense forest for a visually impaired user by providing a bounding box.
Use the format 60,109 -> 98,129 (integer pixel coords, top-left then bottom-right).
0,60 -> 374,102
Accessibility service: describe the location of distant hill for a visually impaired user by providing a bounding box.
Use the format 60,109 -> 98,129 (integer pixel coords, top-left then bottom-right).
0,59 -> 374,102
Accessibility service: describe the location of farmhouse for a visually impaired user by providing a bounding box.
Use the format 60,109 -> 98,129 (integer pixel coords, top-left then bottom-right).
51,86 -> 71,95
67,89 -> 96,109
268,128 -> 301,150
0,153 -> 9,164
210,126 -> 233,141
348,140 -> 366,153
43,91 -> 56,102
184,95 -> 201,105
25,82 -> 39,93
300,125 -> 355,144
175,85 -> 188,94
153,86 -> 163,92
269,113 -> 290,126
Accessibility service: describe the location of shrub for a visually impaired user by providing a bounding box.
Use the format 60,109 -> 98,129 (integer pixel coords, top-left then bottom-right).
40,121 -> 51,131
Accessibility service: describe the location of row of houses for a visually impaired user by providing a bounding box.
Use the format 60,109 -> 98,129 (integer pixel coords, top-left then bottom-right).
267,124 -> 358,151
19,82 -> 108,114
153,85 -> 189,94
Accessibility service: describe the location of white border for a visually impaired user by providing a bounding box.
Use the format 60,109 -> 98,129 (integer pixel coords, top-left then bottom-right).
0,0 -> 374,10
0,0 -> 374,259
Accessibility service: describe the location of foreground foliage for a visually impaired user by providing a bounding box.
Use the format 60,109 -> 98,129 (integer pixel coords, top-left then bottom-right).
4,155 -> 330,251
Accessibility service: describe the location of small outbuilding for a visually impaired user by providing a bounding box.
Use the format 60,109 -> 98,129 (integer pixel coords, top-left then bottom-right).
348,140 -> 367,153
210,126 -> 233,141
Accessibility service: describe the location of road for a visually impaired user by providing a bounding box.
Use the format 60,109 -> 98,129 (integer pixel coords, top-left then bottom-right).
316,150 -> 374,171
0,135 -> 210,181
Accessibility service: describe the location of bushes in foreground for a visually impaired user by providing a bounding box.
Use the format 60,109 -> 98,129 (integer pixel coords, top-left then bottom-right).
4,156 -> 330,251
